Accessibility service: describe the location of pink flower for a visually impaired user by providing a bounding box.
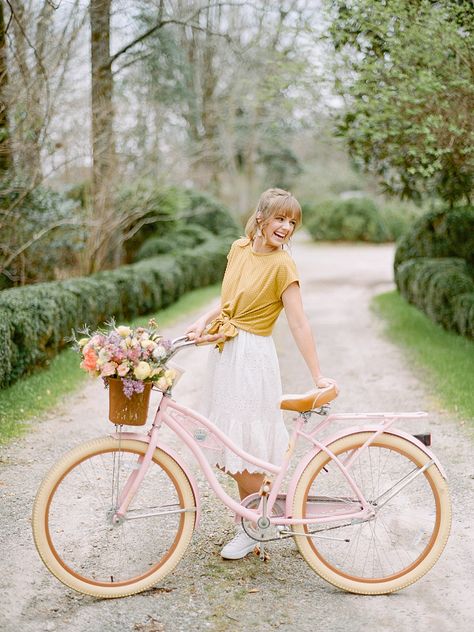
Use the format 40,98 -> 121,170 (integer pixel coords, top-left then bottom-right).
82,348 -> 98,372
100,361 -> 117,377
117,362 -> 130,377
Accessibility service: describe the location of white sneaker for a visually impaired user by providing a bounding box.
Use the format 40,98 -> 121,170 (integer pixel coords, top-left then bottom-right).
220,527 -> 256,560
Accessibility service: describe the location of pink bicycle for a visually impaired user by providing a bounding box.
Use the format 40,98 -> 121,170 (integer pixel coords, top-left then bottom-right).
32,336 -> 451,598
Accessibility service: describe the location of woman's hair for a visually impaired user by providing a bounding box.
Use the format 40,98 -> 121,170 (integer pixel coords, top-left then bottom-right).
245,188 -> 302,241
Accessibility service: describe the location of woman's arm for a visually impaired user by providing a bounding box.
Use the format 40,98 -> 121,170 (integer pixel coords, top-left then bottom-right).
185,303 -> 223,343
282,282 -> 336,388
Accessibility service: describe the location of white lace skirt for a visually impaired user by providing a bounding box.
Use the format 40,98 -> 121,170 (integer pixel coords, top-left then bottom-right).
202,329 -> 289,474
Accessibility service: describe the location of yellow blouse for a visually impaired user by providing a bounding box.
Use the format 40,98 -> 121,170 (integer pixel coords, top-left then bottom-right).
207,237 -> 300,350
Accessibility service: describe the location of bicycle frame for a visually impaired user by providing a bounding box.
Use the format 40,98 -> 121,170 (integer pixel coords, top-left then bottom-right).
111,390 -> 444,529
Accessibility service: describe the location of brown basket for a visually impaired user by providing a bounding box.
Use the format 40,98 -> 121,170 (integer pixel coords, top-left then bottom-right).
107,378 -> 152,426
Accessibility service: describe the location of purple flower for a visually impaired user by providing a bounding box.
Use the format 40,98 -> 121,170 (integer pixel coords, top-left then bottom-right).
122,378 -> 145,399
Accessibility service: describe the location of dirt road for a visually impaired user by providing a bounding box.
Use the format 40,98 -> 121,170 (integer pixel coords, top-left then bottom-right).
1,236 -> 472,632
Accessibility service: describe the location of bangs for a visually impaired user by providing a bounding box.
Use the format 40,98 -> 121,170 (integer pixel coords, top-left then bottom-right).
269,195 -> 302,226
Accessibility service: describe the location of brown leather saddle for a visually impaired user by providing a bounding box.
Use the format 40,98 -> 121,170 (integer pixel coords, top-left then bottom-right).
280,384 -> 339,413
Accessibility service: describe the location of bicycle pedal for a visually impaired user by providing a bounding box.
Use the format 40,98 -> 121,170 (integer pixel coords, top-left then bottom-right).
254,545 -> 270,561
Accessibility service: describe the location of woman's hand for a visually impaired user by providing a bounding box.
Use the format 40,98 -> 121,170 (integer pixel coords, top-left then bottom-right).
315,376 -> 338,390
185,317 -> 208,341
185,319 -> 226,345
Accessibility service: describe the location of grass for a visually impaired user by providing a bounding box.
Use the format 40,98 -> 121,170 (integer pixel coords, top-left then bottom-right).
372,290 -> 474,423
0,283 -> 219,445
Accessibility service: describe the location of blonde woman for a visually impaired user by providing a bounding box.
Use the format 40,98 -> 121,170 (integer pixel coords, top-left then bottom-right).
186,188 -> 337,559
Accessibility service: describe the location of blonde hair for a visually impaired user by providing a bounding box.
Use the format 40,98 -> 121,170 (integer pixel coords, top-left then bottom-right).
245,188 -> 302,241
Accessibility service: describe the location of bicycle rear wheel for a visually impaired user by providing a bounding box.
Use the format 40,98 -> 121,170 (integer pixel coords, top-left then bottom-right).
292,432 -> 451,594
32,437 -> 196,598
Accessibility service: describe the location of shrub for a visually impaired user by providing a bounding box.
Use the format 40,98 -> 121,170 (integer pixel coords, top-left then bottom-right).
135,224 -> 214,261
185,188 -> 239,236
394,206 -> 474,272
0,236 -> 231,389
0,182 -> 83,287
303,197 -> 414,242
396,258 -> 474,338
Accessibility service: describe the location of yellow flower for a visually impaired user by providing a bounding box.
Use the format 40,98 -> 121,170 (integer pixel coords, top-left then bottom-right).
116,326 -> 131,337
134,361 -> 151,380
78,337 -> 89,347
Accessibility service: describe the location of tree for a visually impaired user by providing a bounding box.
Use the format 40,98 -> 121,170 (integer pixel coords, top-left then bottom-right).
327,0 -> 474,205
120,1 -> 317,215
0,1 -> 12,172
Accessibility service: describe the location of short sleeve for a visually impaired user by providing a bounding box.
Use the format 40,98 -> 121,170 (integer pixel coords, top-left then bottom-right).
276,256 -> 299,298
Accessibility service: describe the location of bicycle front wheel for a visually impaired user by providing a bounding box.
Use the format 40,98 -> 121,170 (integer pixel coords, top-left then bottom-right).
292,432 -> 451,594
32,437 -> 196,598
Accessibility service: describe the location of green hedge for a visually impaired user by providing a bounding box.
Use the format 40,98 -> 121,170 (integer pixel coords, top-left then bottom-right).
394,206 -> 474,272
394,206 -> 474,340
0,236 -> 230,389
396,258 -> 474,339
303,197 -> 417,243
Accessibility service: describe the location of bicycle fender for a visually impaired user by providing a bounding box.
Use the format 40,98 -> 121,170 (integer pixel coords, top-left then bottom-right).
109,431 -> 201,528
285,425 -> 447,518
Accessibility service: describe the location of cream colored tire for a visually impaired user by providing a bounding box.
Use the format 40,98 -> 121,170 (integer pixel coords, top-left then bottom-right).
32,437 -> 196,598
292,432 -> 451,594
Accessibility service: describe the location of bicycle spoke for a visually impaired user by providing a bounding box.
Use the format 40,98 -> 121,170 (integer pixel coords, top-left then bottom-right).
296,437 -> 442,582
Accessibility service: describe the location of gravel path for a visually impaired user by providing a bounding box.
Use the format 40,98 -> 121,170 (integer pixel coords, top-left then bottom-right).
1,236 -> 473,632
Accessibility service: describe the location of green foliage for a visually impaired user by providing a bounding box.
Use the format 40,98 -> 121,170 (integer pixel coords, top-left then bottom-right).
0,181 -> 83,287
303,196 -> 416,242
117,182 -> 188,262
394,206 -> 474,271
329,0 -> 474,205
116,182 -> 239,262
0,236 -> 231,390
184,188 -> 240,236
396,258 -> 474,337
135,224 -> 213,260
394,206 -> 474,339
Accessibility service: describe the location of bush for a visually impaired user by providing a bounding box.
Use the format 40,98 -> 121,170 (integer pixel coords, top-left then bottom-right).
0,236 -> 231,389
394,206 -> 474,272
135,224 -> 214,261
303,197 -> 415,242
394,206 -> 474,340
185,189 -> 239,236
0,182 -> 83,287
396,258 -> 474,338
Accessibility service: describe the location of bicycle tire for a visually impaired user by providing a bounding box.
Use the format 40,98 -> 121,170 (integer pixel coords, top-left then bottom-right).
292,432 -> 451,594
32,437 -> 197,598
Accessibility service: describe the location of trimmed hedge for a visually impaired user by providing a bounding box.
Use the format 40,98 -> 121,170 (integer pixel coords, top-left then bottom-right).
394,206 -> 474,271
0,236 -> 230,389
303,197 -> 417,243
394,207 -> 474,340
396,258 -> 474,336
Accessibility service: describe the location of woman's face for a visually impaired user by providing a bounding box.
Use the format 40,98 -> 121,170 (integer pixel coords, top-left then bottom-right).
262,214 -> 297,249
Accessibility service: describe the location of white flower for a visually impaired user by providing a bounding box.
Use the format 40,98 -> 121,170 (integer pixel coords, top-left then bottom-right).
116,326 -> 131,337
157,376 -> 169,390
134,361 -> 151,380
153,345 -> 167,360
141,339 -> 156,350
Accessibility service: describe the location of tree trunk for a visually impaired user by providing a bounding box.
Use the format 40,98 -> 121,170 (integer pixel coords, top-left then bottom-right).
89,0 -> 116,273
0,1 -> 13,172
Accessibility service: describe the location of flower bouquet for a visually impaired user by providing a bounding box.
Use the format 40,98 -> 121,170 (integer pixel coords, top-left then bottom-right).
74,319 -> 176,426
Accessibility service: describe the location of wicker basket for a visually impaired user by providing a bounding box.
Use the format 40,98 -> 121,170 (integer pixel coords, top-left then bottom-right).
108,378 -> 152,426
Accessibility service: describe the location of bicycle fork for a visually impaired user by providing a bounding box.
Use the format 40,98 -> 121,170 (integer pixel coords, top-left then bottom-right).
111,425 -> 161,521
